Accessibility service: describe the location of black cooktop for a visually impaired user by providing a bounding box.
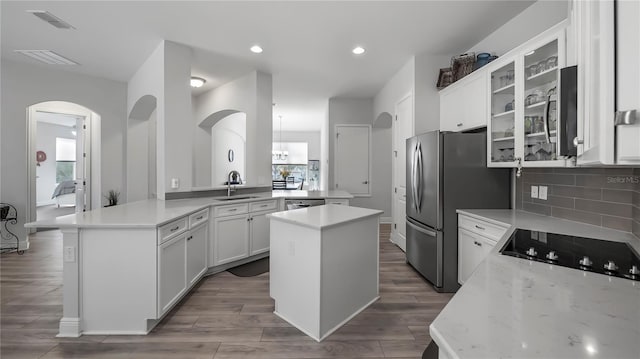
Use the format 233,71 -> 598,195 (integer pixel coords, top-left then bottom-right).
499,229 -> 640,281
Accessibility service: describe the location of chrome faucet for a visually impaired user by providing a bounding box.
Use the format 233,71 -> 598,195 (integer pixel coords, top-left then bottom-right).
227,170 -> 241,197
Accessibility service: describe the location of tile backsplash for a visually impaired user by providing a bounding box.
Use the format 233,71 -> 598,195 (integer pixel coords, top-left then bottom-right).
515,167 -> 640,237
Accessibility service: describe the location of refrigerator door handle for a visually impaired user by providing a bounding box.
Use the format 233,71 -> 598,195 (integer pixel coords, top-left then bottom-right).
407,218 -> 437,237
543,94 -> 554,144
412,142 -> 419,211
416,141 -> 423,212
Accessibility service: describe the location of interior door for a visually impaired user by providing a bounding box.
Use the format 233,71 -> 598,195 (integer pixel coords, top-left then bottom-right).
75,117 -> 87,212
334,125 -> 370,195
393,95 -> 412,250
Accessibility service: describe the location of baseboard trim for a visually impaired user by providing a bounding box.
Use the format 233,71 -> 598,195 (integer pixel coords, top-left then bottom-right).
57,317 -> 81,337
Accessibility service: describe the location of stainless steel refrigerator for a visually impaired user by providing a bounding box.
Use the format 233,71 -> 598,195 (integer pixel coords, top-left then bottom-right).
406,131 -> 510,292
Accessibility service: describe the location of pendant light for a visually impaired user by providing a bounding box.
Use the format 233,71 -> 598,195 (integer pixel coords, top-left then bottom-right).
272,115 -> 288,161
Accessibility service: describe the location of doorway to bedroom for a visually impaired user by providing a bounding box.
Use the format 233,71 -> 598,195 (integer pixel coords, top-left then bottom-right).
26,101 -> 100,224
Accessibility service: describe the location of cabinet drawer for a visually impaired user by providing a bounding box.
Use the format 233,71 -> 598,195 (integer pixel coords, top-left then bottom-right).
326,198 -> 349,206
249,199 -> 278,212
458,215 -> 508,242
159,217 -> 188,244
214,203 -> 249,217
189,208 -> 209,229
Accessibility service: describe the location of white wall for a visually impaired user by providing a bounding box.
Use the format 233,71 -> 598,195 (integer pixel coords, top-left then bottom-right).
466,0 -> 569,56
1,59 -> 126,247
275,131 -> 321,161
194,71 -> 272,188
373,58 -> 414,123
163,41 -> 193,194
328,98 -> 391,217
35,122 -> 76,206
127,42 -> 164,200
415,53 -> 451,134
212,112 -> 246,185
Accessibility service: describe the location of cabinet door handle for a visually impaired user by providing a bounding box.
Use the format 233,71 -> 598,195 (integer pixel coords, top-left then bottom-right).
187,236 -> 193,241
473,241 -> 482,246
196,216 -> 203,220
229,208 -> 237,212
362,180 -> 369,184
170,226 -> 179,232
474,225 -> 485,230
457,123 -> 463,127
260,204 -> 268,208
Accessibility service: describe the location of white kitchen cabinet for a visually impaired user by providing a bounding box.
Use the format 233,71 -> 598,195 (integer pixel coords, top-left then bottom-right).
211,199 -> 279,266
158,208 -> 209,317
186,222 -> 207,287
457,214 -> 508,284
158,232 -> 187,316
213,213 -> 250,266
440,70 -> 487,132
487,24 -> 569,168
249,210 -> 271,256
325,198 -> 349,206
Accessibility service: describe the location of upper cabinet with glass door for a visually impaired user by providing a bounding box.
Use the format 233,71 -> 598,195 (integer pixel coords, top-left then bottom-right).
487,25 -> 569,168
488,59 -> 517,167
521,32 -> 566,166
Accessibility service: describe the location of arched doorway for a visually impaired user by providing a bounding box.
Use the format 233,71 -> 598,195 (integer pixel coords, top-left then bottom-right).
26,101 -> 102,224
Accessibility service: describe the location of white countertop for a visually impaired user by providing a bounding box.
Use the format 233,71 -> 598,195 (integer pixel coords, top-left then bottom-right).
24,190 -> 352,229
430,209 -> 640,359
267,204 -> 382,230
271,190 -> 353,199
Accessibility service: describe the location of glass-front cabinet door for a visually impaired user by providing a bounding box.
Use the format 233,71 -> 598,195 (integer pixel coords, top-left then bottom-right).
521,35 -> 564,166
487,27 -> 568,168
488,60 -> 517,167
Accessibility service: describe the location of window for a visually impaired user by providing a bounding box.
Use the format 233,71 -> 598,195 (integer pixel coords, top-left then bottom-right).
56,137 -> 76,183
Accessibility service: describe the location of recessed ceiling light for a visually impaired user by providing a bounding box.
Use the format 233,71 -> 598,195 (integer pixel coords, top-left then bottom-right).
190,77 -> 206,88
352,46 -> 366,55
250,45 -> 263,54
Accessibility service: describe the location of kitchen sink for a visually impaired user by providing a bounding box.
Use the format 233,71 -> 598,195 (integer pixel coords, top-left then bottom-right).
216,196 -> 261,201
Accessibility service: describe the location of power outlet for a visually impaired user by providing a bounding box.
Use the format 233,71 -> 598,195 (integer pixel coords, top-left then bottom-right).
63,246 -> 76,262
531,186 -> 539,199
170,178 -> 179,189
538,186 -> 548,200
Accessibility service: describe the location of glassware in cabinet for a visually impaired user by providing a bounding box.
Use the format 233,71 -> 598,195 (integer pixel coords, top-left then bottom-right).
489,61 -> 516,165
522,38 -> 560,163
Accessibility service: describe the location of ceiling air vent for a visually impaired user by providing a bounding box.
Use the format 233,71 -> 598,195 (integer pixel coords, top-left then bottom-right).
14,50 -> 79,65
27,10 -> 75,29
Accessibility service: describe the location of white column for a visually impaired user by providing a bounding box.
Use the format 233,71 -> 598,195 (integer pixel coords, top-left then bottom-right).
58,228 -> 81,337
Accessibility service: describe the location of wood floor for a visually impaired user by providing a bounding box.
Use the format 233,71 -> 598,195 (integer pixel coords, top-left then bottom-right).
1,224 -> 453,358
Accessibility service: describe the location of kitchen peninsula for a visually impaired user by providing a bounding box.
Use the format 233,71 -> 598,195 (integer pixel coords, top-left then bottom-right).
23,190 -> 353,337
431,209 -> 640,359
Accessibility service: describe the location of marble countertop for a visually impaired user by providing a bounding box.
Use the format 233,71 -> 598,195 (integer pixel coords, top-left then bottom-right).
24,190 -> 352,229
267,204 -> 382,230
430,209 -> 640,359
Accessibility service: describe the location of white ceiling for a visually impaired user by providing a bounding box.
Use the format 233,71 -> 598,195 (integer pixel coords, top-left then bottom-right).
2,1 -> 535,131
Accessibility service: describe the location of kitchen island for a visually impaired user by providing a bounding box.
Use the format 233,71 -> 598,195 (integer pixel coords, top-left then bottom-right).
268,204 -> 383,342
23,189 -> 353,337
431,210 -> 640,359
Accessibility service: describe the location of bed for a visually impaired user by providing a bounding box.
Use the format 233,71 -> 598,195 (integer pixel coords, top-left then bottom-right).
52,181 -> 76,208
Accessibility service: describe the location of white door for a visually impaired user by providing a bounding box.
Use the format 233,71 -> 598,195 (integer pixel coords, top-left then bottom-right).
392,95 -> 412,250
250,210 -> 272,256
186,223 -> 208,286
74,117 -> 88,212
214,214 -> 250,265
158,233 -> 187,316
334,125 -> 370,196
